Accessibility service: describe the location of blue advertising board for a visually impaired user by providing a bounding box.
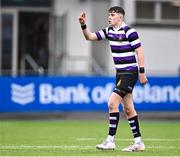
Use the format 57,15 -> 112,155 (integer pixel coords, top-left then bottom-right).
0,76 -> 179,112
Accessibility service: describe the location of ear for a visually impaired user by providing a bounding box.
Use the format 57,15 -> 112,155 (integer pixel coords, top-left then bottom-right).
118,15 -> 122,21
119,14 -> 123,20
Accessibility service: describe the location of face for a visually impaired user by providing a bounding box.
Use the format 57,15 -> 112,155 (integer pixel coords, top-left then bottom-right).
108,11 -> 123,27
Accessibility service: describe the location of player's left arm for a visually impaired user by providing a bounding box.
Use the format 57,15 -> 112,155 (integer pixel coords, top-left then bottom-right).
135,46 -> 148,85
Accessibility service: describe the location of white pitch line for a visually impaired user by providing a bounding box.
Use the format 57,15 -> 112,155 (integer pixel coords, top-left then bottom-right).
76,138 -> 180,142
147,146 -> 179,149
0,145 -> 178,150
0,145 -> 94,149
0,156 -> 180,157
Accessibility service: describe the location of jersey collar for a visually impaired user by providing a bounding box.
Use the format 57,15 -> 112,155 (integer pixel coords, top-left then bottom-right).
113,22 -> 126,31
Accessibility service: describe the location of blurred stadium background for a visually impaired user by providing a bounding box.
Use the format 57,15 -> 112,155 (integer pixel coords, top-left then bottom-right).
0,0 -> 180,117
0,0 -> 180,156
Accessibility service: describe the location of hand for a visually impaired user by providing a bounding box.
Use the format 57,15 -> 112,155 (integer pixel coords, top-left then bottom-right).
78,12 -> 86,25
139,73 -> 148,85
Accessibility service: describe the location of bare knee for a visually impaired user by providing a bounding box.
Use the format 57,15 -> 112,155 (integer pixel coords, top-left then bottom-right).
123,106 -> 136,118
108,100 -> 119,112
107,93 -> 122,112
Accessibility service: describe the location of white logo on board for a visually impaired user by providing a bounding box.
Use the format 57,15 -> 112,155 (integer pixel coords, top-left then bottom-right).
11,83 -> 35,105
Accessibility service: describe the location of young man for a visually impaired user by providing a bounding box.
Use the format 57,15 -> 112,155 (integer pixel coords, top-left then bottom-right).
78,6 -> 148,152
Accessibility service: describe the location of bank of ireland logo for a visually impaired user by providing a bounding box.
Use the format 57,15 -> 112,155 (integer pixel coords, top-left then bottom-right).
11,83 -> 35,105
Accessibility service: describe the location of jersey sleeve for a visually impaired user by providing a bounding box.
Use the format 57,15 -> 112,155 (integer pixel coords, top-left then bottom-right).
126,28 -> 141,50
95,27 -> 108,40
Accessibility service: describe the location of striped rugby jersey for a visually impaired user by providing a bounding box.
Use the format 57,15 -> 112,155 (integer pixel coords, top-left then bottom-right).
95,22 -> 141,72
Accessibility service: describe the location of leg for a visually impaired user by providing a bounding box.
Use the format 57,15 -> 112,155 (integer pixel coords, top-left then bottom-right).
96,92 -> 122,150
122,93 -> 145,152
122,93 -> 141,139
107,92 -> 122,137
108,92 -> 122,113
122,93 -> 137,119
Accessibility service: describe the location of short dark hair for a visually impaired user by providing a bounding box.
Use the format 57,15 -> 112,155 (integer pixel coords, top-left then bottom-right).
108,6 -> 125,16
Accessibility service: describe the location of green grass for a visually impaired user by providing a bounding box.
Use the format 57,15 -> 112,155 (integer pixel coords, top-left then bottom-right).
0,119 -> 180,156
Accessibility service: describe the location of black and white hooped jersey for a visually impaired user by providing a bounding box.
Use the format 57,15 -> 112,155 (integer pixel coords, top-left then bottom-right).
95,22 -> 141,72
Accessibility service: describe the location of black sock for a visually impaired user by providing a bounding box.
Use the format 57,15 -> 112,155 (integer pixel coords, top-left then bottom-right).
108,112 -> 119,136
128,115 -> 141,138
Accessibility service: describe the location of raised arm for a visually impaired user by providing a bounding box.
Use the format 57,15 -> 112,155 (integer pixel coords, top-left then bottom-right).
78,12 -> 97,41
135,46 -> 148,85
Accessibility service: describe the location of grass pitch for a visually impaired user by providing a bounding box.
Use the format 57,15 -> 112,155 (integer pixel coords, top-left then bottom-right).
0,119 -> 180,156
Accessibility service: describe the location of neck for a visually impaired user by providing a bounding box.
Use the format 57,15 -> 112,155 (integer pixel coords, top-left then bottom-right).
114,21 -> 123,29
